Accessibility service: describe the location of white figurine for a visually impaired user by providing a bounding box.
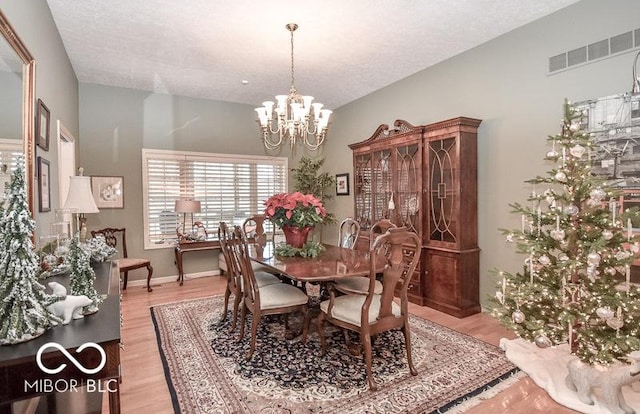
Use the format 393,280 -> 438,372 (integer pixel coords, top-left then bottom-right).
565,353 -> 640,414
47,282 -> 93,325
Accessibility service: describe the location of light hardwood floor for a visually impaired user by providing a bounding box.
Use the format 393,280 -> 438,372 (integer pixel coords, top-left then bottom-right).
106,275 -> 578,414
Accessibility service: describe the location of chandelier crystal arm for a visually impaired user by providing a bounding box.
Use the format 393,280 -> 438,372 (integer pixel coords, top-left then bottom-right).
255,23 -> 331,151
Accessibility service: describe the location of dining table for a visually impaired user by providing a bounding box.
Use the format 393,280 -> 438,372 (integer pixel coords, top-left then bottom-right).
248,243 -> 377,283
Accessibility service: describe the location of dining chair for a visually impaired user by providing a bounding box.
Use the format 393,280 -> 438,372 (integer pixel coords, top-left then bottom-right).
217,222 -> 281,331
333,218 -> 398,295
231,225 -> 310,360
316,227 -> 421,391
90,227 -> 153,292
218,214 -> 278,276
337,217 -> 361,249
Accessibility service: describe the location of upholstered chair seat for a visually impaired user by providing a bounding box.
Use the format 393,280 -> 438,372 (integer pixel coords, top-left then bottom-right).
320,294 -> 400,326
258,283 -> 309,310
330,276 -> 382,295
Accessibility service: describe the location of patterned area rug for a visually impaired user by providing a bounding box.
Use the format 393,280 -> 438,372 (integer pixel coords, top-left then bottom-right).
151,296 -> 522,413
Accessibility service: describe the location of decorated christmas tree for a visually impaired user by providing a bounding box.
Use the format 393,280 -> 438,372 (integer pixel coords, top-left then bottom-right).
0,155 -> 60,344
491,100 -> 640,365
68,236 -> 103,313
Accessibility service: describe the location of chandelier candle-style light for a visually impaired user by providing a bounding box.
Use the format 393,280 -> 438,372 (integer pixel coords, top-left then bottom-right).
255,23 -> 332,151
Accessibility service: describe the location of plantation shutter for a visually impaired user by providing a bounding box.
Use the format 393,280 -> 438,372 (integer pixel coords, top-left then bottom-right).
142,149 -> 287,249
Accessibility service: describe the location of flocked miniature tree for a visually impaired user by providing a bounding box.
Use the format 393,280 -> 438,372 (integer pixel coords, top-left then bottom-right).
0,155 -> 60,344
68,236 -> 102,313
490,100 -> 640,365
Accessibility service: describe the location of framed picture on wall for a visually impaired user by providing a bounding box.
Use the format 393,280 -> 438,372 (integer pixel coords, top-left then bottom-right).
91,176 -> 124,208
336,173 -> 350,196
37,156 -> 51,212
36,99 -> 50,151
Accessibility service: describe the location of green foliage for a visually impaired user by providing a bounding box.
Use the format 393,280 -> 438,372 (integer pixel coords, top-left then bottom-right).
489,100 -> 640,365
292,157 -> 336,225
0,155 -> 60,344
274,241 -> 326,257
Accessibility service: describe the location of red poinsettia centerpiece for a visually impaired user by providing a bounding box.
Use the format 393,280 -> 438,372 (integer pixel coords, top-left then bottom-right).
263,192 -> 327,229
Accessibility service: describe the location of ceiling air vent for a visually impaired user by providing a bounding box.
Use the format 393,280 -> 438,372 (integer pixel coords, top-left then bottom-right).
611,32 -> 633,54
588,39 -> 609,61
549,27 -> 639,74
568,46 -> 587,67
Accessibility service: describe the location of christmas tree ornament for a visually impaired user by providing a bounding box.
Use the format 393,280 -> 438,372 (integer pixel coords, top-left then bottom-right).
534,335 -> 552,348
550,229 -> 565,241
564,204 -> 579,215
587,252 -> 601,266
506,233 -> 514,243
539,255 -> 551,266
512,310 -> 526,324
590,188 -> 606,201
546,149 -> 559,159
602,229 -> 614,240
555,171 -> 567,182
596,307 -> 614,319
569,144 -> 586,158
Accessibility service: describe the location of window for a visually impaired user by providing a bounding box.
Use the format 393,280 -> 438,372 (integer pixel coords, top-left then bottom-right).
142,149 -> 287,249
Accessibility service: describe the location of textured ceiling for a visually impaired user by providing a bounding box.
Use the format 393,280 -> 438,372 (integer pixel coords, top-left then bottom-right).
45,0 -> 580,109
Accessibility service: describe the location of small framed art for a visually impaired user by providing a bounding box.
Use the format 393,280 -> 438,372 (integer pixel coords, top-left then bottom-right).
336,173 -> 350,196
36,99 -> 50,151
37,156 -> 51,212
91,176 -> 124,209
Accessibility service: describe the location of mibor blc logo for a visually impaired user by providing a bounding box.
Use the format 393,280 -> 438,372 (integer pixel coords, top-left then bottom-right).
25,342 -> 117,394
36,342 -> 106,374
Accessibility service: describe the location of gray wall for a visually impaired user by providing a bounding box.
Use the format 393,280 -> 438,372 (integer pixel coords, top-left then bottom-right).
323,0 -> 640,308
78,84 -> 288,279
1,0 -> 79,233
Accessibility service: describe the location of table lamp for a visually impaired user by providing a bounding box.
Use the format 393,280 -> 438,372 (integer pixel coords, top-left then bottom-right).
175,199 -> 201,237
63,168 -> 99,241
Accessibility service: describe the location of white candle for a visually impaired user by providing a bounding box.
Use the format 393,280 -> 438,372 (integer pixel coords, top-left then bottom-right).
568,322 -> 573,350
556,215 -> 560,231
626,265 -> 630,289
611,199 -> 617,224
537,206 -> 542,236
628,218 -> 632,241
529,253 -> 534,283
522,215 -> 526,233
502,276 -> 506,297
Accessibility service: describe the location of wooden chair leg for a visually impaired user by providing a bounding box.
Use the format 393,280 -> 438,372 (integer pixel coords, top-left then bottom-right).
230,293 -> 242,332
403,325 -> 418,376
237,304 -> 247,343
316,313 -> 327,356
222,285 -> 231,321
146,264 -> 153,292
247,312 -> 260,360
362,332 -> 377,391
122,271 -> 128,290
300,308 -> 310,344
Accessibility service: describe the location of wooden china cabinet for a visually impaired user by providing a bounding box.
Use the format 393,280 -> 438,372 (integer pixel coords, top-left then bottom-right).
349,117 -> 482,317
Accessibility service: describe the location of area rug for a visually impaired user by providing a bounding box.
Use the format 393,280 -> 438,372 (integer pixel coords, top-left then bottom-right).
151,296 -> 522,414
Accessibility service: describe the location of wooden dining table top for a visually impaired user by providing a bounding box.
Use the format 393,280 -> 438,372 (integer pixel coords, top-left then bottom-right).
249,243 -> 376,283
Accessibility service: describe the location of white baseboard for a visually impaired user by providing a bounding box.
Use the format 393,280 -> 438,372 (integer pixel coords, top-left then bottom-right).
125,270 -> 221,288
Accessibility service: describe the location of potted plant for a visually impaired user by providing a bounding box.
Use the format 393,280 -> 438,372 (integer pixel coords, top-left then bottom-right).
263,191 -> 327,248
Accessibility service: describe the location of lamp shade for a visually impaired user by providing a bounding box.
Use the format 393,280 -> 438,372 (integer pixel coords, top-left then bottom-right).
63,176 -> 99,213
174,200 -> 201,213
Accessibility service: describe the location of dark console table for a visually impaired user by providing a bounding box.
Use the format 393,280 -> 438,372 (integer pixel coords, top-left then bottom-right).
0,261 -> 121,414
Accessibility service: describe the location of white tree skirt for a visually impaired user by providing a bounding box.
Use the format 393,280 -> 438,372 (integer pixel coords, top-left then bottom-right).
500,338 -> 640,414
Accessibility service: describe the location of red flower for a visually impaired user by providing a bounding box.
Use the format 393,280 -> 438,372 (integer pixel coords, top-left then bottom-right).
264,192 -> 327,228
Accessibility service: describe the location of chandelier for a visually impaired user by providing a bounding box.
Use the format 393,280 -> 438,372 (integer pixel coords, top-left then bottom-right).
255,23 -> 332,151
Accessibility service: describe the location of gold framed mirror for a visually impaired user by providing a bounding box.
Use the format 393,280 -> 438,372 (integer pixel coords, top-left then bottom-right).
0,9 -> 35,216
